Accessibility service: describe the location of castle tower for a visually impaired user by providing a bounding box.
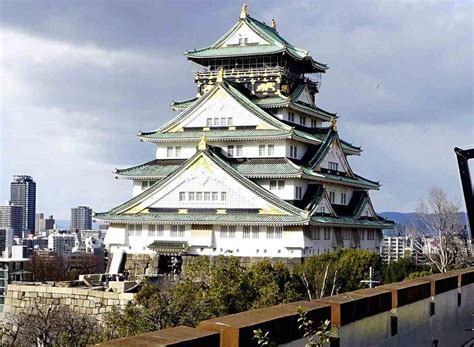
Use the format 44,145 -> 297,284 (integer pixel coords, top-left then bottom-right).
95,4 -> 393,273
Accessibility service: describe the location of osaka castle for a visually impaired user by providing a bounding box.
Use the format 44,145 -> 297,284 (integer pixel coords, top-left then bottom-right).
96,4 -> 393,272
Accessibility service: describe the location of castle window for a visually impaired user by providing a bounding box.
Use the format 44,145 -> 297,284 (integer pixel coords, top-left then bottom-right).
171,225 -> 185,237
206,118 -> 212,127
236,145 -> 243,156
329,162 -> 338,171
259,145 -> 266,156
311,119 -> 317,127
266,226 -> 274,239
288,112 -> 295,122
220,117 -> 227,126
227,145 -> 234,157
267,144 -> 274,156
188,192 -> 195,201
156,225 -> 164,237
227,117 -> 233,126
367,230 -> 375,240
359,229 -> 365,240
175,146 -> 181,157
214,118 -> 219,126
342,228 -> 350,240
290,145 -> 298,158
148,225 -> 155,237
295,186 -> 303,200
270,180 -> 277,190
278,180 -> 285,190
167,147 -> 173,158
243,226 -> 251,238
323,228 -> 331,240
204,192 -> 210,201
127,224 -> 135,236
221,192 -> 227,201
311,226 -> 320,240
179,192 -> 185,201
329,191 -> 336,203
220,226 -> 228,238
229,226 -> 236,238
300,116 -> 306,126
141,181 -> 148,190
252,226 -> 259,238
275,226 -> 283,238
196,192 -> 203,201
134,225 -> 142,237
212,192 -> 218,201
341,193 -> 347,205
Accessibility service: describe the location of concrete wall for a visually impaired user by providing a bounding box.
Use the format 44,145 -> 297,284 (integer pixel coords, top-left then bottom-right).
3,284 -> 134,323
96,268 -> 474,347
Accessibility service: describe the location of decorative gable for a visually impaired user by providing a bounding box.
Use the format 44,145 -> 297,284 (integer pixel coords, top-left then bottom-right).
312,192 -> 337,217
217,22 -> 270,47
355,195 -> 378,219
320,139 -> 351,174
294,85 -> 314,106
163,84 -> 284,133
119,152 -> 292,216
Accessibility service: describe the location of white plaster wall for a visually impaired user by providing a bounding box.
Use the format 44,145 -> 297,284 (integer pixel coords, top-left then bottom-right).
324,183 -> 354,205
254,178 -> 308,201
155,140 -> 287,159
286,140 -> 308,160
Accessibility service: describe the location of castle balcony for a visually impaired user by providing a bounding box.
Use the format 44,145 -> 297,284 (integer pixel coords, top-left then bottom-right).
195,66 -> 304,83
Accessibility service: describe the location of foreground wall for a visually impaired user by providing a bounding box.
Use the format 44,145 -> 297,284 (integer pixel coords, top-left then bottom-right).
3,284 -> 134,323
97,268 -> 474,347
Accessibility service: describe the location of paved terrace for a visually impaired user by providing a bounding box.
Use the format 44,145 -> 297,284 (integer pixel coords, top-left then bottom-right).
97,268 -> 474,346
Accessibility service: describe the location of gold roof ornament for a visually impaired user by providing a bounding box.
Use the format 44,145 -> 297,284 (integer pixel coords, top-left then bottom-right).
271,18 -> 277,29
240,2 -> 248,19
330,117 -> 338,131
198,133 -> 208,151
216,67 -> 224,83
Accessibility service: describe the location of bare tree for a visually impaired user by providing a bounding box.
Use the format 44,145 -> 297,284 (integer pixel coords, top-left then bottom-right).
0,302 -> 104,346
413,187 -> 471,273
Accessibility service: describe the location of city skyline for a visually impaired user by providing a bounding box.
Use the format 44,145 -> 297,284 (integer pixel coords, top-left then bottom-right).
1,1 -> 473,219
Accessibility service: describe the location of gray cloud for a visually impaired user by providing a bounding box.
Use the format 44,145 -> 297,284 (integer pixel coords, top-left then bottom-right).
0,0 -> 472,218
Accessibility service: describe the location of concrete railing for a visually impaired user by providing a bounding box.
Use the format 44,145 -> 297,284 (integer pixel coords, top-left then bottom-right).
97,268 -> 474,346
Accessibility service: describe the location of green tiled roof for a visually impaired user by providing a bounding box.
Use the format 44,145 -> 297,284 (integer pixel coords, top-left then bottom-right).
140,129 -> 293,142
185,15 -> 328,73
311,215 -> 394,228
116,157 -> 301,179
115,159 -> 185,179
170,97 -> 197,111
94,212 -> 308,225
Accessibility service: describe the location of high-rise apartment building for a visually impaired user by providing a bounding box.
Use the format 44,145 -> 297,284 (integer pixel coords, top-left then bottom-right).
71,206 -> 92,232
35,213 -> 55,234
0,204 -> 24,238
10,175 -> 36,234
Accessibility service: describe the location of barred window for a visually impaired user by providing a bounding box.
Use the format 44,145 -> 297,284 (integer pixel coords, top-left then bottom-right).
167,147 -> 173,158
236,145 -> 243,156
206,118 -> 212,127
135,224 -> 142,237
175,146 -> 181,157
148,225 -> 155,237
220,226 -> 228,238
243,226 -> 251,238
267,144 -> 274,156
188,192 -> 195,201
227,145 -> 234,157
196,192 -> 203,201
127,224 -> 135,236
259,145 -> 266,156
229,226 -> 236,238
221,192 -> 227,201
179,192 -> 185,201
266,226 -> 274,239
212,192 -> 218,201
278,181 -> 285,190
275,226 -> 283,239
252,226 -> 259,239
204,192 -> 210,201
156,225 -> 164,237
270,180 -> 277,190
367,230 -> 375,240
323,228 -> 331,240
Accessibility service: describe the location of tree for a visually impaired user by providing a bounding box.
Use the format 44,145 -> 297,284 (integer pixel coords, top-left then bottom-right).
297,249 -> 382,299
1,302 -> 103,346
382,257 -> 430,284
413,187 -> 471,272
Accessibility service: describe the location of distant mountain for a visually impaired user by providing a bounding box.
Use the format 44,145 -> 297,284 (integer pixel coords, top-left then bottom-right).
379,212 -> 468,227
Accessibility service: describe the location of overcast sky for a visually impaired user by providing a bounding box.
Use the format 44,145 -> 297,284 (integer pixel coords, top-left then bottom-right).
1,0 -> 472,219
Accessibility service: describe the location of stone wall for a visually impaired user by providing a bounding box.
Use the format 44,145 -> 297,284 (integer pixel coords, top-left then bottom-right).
123,253 -> 159,280
3,284 -> 135,323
